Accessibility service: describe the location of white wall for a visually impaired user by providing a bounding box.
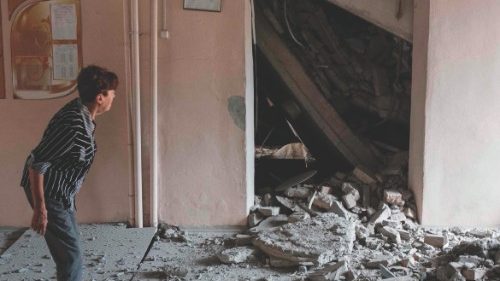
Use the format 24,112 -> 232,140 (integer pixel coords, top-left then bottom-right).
411,0 -> 500,227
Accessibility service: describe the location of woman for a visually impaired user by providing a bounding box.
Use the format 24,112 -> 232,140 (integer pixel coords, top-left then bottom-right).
20,65 -> 118,281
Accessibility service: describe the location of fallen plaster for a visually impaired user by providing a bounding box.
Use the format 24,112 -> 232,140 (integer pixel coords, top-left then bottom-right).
253,213 -> 356,266
0,224 -> 155,281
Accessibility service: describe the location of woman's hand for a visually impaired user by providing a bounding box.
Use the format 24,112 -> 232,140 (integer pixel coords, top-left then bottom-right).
31,206 -> 48,236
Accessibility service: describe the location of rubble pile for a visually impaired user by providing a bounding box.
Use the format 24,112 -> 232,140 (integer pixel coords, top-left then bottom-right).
210,164 -> 500,280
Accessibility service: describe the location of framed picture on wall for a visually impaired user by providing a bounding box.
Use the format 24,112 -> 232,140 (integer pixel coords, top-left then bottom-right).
183,0 -> 221,12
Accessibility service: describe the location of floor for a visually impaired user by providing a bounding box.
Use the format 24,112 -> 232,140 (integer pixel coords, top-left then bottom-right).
0,225 -> 299,281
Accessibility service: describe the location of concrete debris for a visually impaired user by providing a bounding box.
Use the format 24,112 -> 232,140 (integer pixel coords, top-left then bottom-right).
378,226 -> 401,244
384,189 -> 405,206
248,215 -> 289,234
217,246 -> 256,264
312,193 -> 338,211
461,267 -> 487,280
275,195 -> 302,213
369,204 -> 392,225
342,193 -> 357,210
158,224 -> 188,242
248,213 -> 264,228
284,185 -> 312,199
319,185 -> 333,195
307,260 -> 348,281
253,213 -> 355,266
258,206 -> 280,217
287,211 -> 310,223
425,233 -> 449,248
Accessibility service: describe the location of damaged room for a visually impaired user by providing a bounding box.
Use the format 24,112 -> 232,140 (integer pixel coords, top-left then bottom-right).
2,0 -> 500,280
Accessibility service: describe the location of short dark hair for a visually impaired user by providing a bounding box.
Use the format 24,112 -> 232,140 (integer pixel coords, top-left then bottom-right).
77,65 -> 118,103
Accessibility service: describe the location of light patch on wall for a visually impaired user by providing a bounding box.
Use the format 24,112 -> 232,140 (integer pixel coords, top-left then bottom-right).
228,96 -> 245,131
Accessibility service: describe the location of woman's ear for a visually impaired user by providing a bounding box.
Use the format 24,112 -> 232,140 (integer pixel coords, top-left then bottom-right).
96,93 -> 104,105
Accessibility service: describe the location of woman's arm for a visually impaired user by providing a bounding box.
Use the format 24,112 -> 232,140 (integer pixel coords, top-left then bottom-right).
29,167 -> 47,236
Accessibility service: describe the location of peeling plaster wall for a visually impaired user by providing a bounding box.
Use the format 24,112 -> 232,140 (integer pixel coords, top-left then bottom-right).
157,0 -> 248,226
0,0 -> 131,226
418,0 -> 500,226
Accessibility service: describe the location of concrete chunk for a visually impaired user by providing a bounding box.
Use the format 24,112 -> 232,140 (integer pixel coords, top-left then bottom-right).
341,182 -> 360,200
248,213 -> 263,227
424,233 -> 449,248
462,268 -> 486,280
378,226 -> 401,244
369,204 -> 391,225
330,200 -> 350,218
398,229 -> 411,241
258,206 -> 280,217
217,247 -> 255,264
319,185 -> 333,195
284,185 -> 312,199
365,256 -> 396,268
312,193 -> 338,210
307,261 -> 348,281
384,189 -> 404,206
288,211 -> 310,223
342,193 -> 357,209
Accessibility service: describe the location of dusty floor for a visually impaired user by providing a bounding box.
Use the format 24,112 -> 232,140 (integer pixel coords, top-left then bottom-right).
0,225 -> 303,281
3,222 -> 500,281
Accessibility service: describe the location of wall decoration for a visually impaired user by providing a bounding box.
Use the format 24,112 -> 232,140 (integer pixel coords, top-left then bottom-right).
11,0 -> 82,99
183,0 -> 222,12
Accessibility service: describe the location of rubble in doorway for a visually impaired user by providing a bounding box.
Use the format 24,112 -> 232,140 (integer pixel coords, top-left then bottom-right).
207,164 -> 500,281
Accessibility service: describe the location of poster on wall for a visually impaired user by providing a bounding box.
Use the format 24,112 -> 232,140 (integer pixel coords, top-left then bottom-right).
11,0 -> 82,100
53,44 -> 78,80
50,3 -> 77,40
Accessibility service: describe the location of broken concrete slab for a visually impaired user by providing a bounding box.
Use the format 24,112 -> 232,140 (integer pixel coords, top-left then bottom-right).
369,204 -> 392,225
217,247 -> 256,264
253,213 -> 355,266
307,260 -> 348,281
425,233 -> 449,249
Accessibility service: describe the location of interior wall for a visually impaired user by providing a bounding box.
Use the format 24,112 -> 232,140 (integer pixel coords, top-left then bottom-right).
156,0 -> 249,226
0,0 -> 131,226
417,0 -> 500,226
408,0 -> 429,226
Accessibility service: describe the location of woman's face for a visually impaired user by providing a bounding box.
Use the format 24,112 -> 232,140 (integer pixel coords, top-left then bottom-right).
97,89 -> 116,114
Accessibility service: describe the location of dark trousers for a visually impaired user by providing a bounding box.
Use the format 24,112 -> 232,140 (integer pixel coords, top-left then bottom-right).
25,189 -> 83,281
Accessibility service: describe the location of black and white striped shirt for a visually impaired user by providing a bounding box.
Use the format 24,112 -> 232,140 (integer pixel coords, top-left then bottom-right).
20,98 -> 97,209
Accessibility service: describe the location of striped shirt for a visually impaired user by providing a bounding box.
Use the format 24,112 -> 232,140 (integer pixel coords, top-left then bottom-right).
20,98 -> 97,209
